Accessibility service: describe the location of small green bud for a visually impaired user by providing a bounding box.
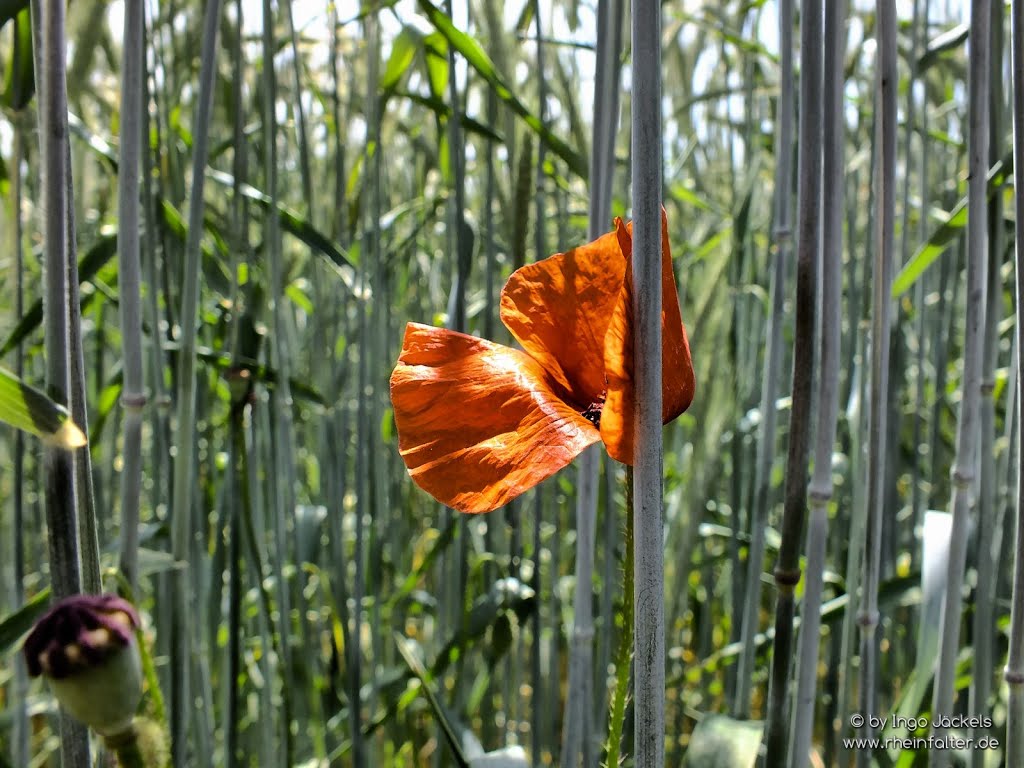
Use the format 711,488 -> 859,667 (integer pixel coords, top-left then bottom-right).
23,594 -> 144,738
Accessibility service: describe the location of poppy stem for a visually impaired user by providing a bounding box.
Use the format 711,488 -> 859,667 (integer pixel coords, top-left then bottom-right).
604,466 -> 634,766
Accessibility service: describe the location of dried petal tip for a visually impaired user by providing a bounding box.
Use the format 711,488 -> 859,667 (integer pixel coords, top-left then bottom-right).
24,593 -> 140,679
23,593 -> 143,737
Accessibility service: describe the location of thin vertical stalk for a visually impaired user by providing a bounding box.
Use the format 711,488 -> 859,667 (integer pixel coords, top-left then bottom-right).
631,0 -> 664,762
261,3 -> 298,761
603,469 -> 634,767
481,85 -> 498,619
526,4 -> 555,764
574,0 -> 624,760
139,12 -> 170,524
530,487 -> 544,762
733,0 -> 793,717
282,0 -> 313,211
445,2 -> 469,333
597,454 -> 619,742
857,3 -> 897,764
971,5 -> 1005,759
117,0 -> 146,591
329,2 -> 346,240
439,0 -> 469,737
35,0 -> 81,601
222,3 -> 248,763
66,170 -> 101,598
930,1 -> 990,761
788,2 -> 845,764
224,402 -> 247,768
34,0 -> 89,762
168,1 -> 222,763
350,13 -> 380,768
1005,0 -> 1024,758
909,0 -> 928,526
763,0 -> 822,764
561,0 -> 621,759
11,111 -> 29,768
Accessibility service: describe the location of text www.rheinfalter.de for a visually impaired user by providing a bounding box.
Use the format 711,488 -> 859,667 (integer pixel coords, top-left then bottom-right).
841,735 -> 1000,751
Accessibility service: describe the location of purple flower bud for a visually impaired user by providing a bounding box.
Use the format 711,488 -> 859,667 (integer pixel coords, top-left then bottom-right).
23,594 -> 144,737
24,594 -> 140,679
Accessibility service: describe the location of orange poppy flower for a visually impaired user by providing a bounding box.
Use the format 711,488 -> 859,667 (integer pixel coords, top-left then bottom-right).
390,209 -> 695,514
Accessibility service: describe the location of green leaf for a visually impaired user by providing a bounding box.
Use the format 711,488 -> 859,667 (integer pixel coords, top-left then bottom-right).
1,8 -> 34,110
158,199 -> 232,296
917,23 -> 968,72
0,232 -> 118,358
0,367 -> 87,447
0,590 -> 51,656
892,154 -> 1012,296
394,91 -> 504,142
416,0 -> 588,180
285,281 -> 314,314
68,113 -> 119,172
423,32 -> 450,99
394,635 -> 471,768
205,169 -> 364,299
136,548 -> 186,577
381,27 -> 422,91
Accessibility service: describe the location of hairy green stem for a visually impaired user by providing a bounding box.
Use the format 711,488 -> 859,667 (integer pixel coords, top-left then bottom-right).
604,468 -> 634,767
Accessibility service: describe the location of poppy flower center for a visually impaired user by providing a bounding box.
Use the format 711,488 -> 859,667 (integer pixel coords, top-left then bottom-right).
581,396 -> 605,428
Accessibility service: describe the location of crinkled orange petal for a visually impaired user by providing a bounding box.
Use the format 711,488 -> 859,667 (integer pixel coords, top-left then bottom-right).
390,322 -> 601,513
601,210 -> 696,464
499,225 -> 628,406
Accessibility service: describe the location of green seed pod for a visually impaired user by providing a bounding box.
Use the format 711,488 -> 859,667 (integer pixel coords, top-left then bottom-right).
23,594 -> 144,738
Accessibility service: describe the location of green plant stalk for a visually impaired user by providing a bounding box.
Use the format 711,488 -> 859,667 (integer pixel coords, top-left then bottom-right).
763,0 -> 822,762
530,484 -> 545,760
444,0 -> 469,334
598,440 -> 621,743
12,107 -> 30,768
905,0 -> 925,526
282,0 -> 313,212
1005,0 -> 1024,759
33,0 -> 81,604
857,4 -> 898,765
930,1 -> 990,761
280,6 -> 330,754
348,11 -> 383,768
223,4 -> 247,764
604,468 -> 634,767
66,155 -> 101,600
733,0 -> 793,718
116,0 -> 146,591
788,2 -> 845,764
527,6 -> 556,762
970,7 -> 1005,763
559,0 -> 606,759
631,0 -> 666,762
363,1 -> 389,735
138,32 -> 170,527
168,1 -> 223,763
225,404 -> 246,768
261,2 -> 298,761
33,1 -> 90,761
